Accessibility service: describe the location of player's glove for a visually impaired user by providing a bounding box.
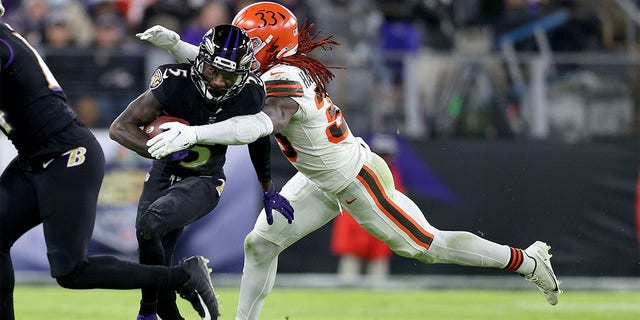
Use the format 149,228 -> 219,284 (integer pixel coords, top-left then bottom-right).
147,122 -> 197,159
263,186 -> 294,225
136,25 -> 180,50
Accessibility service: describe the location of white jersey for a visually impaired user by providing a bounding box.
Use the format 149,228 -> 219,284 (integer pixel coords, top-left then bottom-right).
261,64 -> 366,193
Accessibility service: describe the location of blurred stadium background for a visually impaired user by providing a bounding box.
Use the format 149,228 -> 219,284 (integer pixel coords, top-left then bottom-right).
1,0 -> 639,292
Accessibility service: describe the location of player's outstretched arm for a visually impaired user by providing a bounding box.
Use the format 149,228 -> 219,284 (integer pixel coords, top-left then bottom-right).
195,112 -> 274,145
145,112 -> 274,159
136,25 -> 198,63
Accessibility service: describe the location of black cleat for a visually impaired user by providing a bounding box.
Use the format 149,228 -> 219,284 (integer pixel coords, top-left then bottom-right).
178,256 -> 220,320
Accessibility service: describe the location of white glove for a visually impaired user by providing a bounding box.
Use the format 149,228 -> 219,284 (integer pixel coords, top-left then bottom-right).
136,25 -> 180,50
146,122 -> 197,159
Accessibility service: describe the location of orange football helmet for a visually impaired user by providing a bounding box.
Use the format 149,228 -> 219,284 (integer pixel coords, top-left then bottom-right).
232,1 -> 299,73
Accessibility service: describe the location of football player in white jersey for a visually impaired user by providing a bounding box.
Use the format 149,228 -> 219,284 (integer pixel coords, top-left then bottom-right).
138,2 -> 561,319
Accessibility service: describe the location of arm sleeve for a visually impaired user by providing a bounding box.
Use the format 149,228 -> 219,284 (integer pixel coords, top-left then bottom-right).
247,136 -> 272,183
193,111 -> 274,145
169,40 -> 199,63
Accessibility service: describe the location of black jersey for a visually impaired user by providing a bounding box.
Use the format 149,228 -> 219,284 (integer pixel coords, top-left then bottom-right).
0,23 -> 78,158
148,63 -> 265,177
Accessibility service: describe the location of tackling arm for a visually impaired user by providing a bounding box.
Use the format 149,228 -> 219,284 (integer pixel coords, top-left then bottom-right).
194,111 -> 274,145
170,41 -> 198,63
146,111 -> 274,159
136,25 -> 198,63
262,96 -> 299,133
180,96 -> 297,146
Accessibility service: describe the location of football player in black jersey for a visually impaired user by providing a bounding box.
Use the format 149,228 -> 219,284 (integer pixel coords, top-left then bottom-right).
109,25 -> 293,320
0,8 -> 220,320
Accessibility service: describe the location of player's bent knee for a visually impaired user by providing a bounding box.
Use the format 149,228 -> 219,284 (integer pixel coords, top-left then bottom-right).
136,211 -> 166,242
244,232 -> 266,257
244,232 -> 281,262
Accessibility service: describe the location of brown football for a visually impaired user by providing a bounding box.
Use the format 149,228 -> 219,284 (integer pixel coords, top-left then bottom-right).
143,116 -> 190,138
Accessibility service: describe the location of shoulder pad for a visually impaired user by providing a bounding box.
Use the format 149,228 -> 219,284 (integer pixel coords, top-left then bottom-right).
262,65 -> 304,97
264,79 -> 303,98
149,64 -> 190,90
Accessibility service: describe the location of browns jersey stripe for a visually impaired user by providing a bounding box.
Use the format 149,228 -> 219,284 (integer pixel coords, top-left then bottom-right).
506,247 -> 524,270
357,165 -> 434,249
265,80 -> 304,97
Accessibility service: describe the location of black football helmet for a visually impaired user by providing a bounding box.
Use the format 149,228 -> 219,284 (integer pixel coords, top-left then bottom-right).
191,24 -> 254,104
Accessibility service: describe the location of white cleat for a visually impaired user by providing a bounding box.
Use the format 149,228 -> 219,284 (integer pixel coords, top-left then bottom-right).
523,241 -> 561,305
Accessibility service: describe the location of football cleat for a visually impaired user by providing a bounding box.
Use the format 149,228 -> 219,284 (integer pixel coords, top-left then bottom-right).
523,241 -> 561,305
178,256 -> 220,320
136,314 -> 157,320
180,290 -> 208,319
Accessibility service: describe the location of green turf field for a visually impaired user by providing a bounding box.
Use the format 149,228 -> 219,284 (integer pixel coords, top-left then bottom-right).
13,285 -> 640,319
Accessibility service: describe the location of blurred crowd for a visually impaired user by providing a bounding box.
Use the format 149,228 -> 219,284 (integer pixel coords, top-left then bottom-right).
1,0 -> 253,127
0,0 -> 615,53
1,0 -> 636,140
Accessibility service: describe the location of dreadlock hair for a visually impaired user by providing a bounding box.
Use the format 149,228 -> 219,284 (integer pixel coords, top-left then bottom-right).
265,20 -> 342,95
